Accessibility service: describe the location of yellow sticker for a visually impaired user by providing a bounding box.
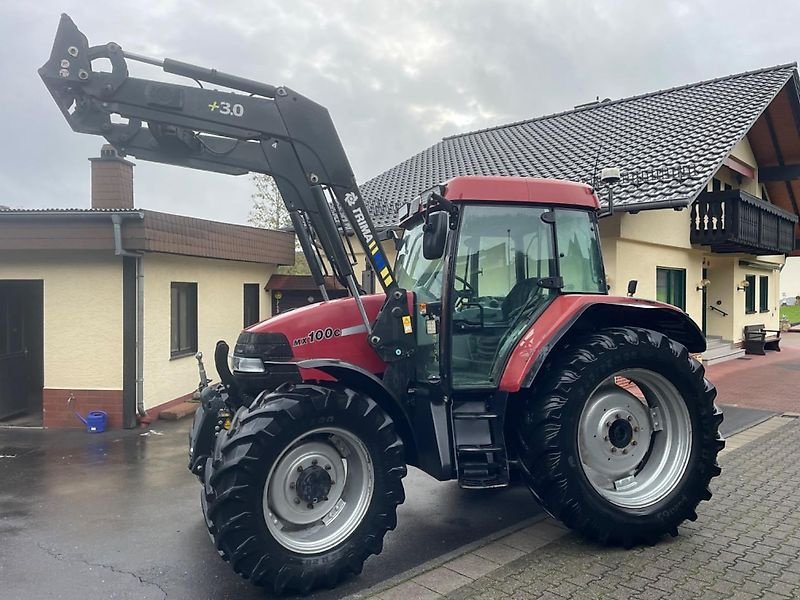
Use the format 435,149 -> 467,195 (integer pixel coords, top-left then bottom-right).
402,315 -> 413,334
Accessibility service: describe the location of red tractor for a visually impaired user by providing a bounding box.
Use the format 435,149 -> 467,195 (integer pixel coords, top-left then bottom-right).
41,15 -> 723,595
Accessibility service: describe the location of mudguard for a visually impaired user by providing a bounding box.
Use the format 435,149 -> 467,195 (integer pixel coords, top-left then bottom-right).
499,295 -> 706,392
292,358 -> 418,464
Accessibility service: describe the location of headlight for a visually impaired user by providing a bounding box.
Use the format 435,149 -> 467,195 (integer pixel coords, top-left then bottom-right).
231,355 -> 265,373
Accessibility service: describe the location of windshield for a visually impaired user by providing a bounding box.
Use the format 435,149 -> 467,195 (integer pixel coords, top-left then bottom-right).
394,219 -> 444,302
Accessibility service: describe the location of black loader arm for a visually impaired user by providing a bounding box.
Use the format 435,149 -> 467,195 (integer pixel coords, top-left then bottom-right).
39,14 -> 413,361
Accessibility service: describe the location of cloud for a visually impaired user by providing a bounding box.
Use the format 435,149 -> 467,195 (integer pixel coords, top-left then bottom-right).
1,0 -> 798,224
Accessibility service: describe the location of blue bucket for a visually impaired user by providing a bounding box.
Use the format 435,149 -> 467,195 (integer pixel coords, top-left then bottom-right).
84,411 -> 107,433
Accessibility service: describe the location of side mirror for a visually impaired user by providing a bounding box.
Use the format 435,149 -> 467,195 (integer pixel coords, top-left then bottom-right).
387,228 -> 404,252
627,279 -> 638,297
423,211 -> 448,260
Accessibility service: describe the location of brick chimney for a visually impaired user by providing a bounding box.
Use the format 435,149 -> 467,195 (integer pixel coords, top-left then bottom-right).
89,144 -> 135,209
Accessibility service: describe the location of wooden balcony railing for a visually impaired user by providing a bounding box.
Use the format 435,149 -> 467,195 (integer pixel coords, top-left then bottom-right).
690,189 -> 798,255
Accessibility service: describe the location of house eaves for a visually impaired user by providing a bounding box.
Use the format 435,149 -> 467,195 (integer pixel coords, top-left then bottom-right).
0,208 -> 295,265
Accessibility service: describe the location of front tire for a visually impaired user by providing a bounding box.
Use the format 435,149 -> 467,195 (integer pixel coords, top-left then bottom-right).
206,383 -> 406,595
516,326 -> 724,546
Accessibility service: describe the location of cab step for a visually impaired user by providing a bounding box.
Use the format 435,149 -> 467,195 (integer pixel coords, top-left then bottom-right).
451,398 -> 510,489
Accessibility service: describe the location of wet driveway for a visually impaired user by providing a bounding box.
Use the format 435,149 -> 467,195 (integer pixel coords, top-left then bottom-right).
0,420 -> 540,600
0,403 -> 766,599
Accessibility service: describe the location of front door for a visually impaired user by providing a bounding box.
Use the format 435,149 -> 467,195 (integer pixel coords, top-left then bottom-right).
0,281 -> 44,424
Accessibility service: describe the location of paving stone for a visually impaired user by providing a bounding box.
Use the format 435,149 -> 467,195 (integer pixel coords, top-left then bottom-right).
472,541 -> 526,565
378,580 -> 442,600
445,553 -> 499,579
412,567 -> 472,595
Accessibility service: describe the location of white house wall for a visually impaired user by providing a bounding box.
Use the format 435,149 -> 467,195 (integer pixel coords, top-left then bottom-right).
0,249 -> 123,390
781,257 -> 800,300
142,253 -> 275,411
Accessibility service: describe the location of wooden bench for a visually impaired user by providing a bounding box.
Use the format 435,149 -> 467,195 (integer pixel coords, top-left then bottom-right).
742,324 -> 781,355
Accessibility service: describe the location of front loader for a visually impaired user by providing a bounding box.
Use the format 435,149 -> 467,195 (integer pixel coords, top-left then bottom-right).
40,15 -> 724,595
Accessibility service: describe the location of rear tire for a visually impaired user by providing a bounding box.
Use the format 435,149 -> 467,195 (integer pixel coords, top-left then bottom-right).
206,383 -> 406,595
516,326 -> 724,546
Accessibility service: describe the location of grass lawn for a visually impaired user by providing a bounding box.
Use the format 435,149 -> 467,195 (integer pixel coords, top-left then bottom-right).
781,304 -> 800,325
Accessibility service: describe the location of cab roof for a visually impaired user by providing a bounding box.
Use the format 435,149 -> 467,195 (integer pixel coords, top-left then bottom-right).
397,176 -> 600,225
443,176 -> 600,209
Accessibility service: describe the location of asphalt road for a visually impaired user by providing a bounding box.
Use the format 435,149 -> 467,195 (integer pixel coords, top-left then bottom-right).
0,403 -> 767,600
0,419 -> 540,600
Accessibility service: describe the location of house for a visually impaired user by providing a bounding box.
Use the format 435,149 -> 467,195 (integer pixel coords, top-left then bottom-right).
358,64 -> 800,361
0,146 -> 294,428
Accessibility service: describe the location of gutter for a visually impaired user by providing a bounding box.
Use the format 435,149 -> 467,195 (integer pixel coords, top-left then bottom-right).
110,213 -> 147,423
614,197 -> 692,213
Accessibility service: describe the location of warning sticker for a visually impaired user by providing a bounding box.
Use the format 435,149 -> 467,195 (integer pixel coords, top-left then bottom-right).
425,318 -> 437,335
402,315 -> 413,334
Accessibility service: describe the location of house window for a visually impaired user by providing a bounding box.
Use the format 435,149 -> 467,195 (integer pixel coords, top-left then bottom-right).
243,283 -> 260,327
656,267 -> 686,311
759,275 -> 769,313
171,282 -> 197,357
744,274 -> 756,314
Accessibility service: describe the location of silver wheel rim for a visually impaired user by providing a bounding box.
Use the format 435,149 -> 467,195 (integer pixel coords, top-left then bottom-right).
263,427 -> 374,554
577,369 -> 692,509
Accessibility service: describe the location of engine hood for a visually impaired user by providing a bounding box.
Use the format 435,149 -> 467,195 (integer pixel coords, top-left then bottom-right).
244,293 -> 388,375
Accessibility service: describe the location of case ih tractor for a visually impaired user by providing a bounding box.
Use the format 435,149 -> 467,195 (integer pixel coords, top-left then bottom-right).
41,15 -> 723,595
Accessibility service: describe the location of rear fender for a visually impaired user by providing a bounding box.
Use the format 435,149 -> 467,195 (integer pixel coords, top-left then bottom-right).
294,359 -> 418,465
500,296 -> 706,392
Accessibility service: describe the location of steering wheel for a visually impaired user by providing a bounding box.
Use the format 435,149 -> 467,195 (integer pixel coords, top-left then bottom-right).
454,275 -> 476,296
453,276 -> 477,310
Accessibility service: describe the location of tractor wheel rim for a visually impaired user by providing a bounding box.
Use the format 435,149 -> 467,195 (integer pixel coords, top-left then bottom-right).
577,368 -> 692,509
264,427 -> 374,554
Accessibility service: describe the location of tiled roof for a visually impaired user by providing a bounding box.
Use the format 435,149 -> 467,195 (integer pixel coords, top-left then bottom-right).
361,64 -> 798,228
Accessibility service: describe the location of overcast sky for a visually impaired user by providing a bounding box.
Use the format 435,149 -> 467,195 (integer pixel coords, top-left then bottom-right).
1,0 -> 799,224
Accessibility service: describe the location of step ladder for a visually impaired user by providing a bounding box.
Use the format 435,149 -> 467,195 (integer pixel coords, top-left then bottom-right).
451,400 -> 510,489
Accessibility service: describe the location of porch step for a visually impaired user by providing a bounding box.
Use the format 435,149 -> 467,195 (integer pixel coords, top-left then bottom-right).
159,401 -> 198,421
705,337 -> 730,351
702,340 -> 745,366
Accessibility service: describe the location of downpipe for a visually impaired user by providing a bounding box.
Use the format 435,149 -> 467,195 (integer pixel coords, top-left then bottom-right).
111,213 -> 147,419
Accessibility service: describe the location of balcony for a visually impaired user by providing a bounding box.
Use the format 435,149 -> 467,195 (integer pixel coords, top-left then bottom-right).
690,189 -> 798,255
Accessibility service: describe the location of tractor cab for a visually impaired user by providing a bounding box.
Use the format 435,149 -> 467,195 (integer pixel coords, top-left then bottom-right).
395,176 -> 606,389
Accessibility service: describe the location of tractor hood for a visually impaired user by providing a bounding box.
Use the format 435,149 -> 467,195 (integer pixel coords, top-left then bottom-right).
233,294 -> 389,390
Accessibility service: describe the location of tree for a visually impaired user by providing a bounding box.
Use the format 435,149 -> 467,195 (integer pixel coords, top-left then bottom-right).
249,174 -> 311,275
248,174 -> 291,230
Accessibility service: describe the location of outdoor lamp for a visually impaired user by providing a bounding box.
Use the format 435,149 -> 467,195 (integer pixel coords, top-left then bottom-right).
696,279 -> 711,291
737,280 -> 750,291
